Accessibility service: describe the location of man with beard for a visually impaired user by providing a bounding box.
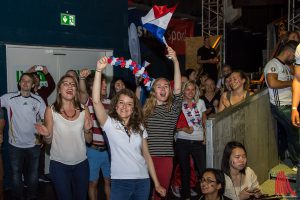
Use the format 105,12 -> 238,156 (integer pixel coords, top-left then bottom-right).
264,40 -> 300,165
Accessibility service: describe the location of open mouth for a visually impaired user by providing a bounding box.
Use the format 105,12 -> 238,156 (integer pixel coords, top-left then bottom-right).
160,92 -> 166,97
66,90 -> 73,95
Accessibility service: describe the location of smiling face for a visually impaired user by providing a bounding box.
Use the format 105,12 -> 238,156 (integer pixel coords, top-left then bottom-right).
115,94 -> 134,122
153,79 -> 170,105
200,171 -> 221,196
59,77 -> 77,101
114,80 -> 125,93
184,83 -> 196,101
19,74 -> 34,93
229,72 -> 245,90
229,147 -> 247,171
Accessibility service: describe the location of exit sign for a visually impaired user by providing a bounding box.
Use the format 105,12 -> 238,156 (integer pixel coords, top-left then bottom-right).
60,13 -> 76,26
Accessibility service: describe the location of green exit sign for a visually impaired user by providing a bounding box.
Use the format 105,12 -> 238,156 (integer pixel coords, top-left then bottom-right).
60,13 -> 76,26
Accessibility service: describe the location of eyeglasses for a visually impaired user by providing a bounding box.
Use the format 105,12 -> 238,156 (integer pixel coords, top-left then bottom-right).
62,82 -> 76,88
200,178 -> 217,184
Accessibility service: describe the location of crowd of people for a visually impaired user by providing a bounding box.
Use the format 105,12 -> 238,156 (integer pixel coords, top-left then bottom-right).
1,32 -> 300,200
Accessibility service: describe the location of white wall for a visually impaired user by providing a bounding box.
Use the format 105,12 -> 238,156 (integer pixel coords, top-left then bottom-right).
6,44 -> 113,105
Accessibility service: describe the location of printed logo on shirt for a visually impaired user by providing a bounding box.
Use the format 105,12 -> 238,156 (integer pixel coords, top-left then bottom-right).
271,67 -> 276,72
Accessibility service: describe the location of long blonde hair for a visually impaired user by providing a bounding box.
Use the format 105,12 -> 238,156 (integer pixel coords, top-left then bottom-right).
182,80 -> 200,102
143,78 -> 173,119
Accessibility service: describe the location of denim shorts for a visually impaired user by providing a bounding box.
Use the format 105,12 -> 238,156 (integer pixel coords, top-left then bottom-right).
87,147 -> 110,181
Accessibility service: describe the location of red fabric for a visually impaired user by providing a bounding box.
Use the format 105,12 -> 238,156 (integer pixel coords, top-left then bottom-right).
152,156 -> 173,200
172,156 -> 197,188
166,19 -> 195,55
153,5 -> 177,19
176,111 -> 188,129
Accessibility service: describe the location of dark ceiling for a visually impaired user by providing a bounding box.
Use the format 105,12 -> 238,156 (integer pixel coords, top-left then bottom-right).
130,0 -> 298,34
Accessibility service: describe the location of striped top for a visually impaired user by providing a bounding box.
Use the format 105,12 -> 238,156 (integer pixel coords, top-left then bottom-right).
86,97 -> 110,147
145,93 -> 183,156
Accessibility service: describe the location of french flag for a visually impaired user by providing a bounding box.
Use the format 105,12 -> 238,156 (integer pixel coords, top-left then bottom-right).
141,5 -> 177,45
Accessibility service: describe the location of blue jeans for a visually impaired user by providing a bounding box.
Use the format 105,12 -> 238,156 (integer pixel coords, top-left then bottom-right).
111,178 -> 150,200
8,144 -> 40,199
271,104 -> 300,164
50,159 -> 89,200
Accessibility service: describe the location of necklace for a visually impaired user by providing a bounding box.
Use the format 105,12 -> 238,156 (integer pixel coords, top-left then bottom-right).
62,109 -> 77,119
231,173 -> 242,200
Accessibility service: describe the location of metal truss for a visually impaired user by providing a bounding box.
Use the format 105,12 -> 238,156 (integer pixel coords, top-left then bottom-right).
288,0 -> 300,31
202,0 -> 225,63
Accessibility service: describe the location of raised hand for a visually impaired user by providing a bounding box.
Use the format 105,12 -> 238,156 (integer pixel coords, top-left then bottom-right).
166,46 -> 178,63
96,57 -> 109,71
34,123 -> 50,137
42,66 -> 49,75
79,68 -> 91,79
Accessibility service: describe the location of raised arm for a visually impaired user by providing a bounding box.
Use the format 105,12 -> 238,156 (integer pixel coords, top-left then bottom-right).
166,46 -> 181,94
79,68 -> 91,104
92,57 -> 108,127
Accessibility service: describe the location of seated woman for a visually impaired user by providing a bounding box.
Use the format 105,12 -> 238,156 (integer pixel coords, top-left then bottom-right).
221,141 -> 261,200
201,78 -> 220,116
199,168 -> 232,200
218,70 -> 253,112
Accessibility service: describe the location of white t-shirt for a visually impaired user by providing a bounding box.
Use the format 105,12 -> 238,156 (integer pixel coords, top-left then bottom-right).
176,99 -> 207,141
50,107 -> 87,165
0,92 -> 46,148
264,58 -> 292,106
102,116 -> 149,179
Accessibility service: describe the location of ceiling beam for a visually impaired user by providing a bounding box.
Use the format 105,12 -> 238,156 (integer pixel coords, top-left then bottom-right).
232,0 -> 286,8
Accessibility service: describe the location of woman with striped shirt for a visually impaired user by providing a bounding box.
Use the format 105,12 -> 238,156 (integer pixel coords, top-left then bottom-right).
143,46 -> 182,200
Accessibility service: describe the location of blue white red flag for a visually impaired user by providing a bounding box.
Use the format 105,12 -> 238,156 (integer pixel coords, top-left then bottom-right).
141,5 -> 177,45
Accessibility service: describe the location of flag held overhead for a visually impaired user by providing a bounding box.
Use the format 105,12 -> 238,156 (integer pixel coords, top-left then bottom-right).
141,5 -> 177,45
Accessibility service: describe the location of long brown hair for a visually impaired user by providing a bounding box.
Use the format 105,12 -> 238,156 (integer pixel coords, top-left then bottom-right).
52,75 -> 83,113
143,77 -> 173,119
108,88 -> 144,133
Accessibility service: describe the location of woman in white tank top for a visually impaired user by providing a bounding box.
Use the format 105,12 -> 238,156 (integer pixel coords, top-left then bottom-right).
35,74 -> 92,200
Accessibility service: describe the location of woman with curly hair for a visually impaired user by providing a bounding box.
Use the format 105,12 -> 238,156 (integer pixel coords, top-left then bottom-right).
91,57 -> 166,200
143,46 -> 183,200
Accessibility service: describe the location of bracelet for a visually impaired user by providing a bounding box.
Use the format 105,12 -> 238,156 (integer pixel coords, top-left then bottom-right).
79,77 -> 86,80
292,107 -> 297,110
44,134 -> 52,139
96,69 -> 102,73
